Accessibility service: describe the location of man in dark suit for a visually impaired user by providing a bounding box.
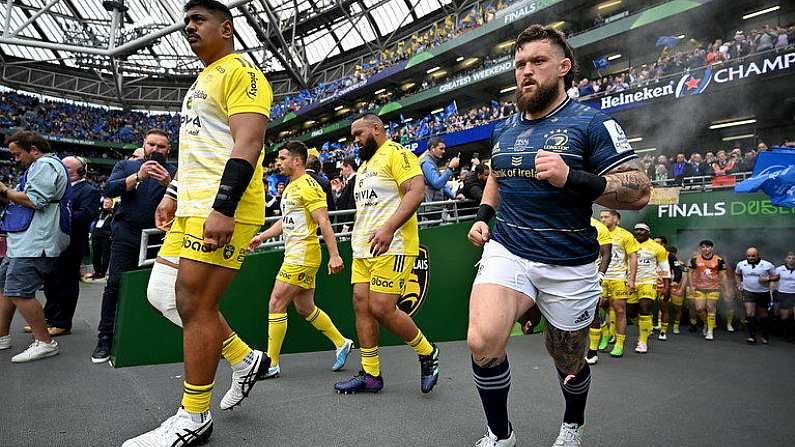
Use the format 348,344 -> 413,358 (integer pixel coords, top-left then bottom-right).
43,156 -> 100,335
92,129 -> 176,363
336,157 -> 357,211
305,151 -> 335,212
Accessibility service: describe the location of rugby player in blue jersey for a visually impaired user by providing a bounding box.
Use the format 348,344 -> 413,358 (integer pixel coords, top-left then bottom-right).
466,25 -> 650,447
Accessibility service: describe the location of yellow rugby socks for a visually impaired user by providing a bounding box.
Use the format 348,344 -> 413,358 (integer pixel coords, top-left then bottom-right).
181,381 -> 213,414
361,346 -> 380,376
305,307 -> 346,348
408,330 -> 434,356
267,313 -> 288,366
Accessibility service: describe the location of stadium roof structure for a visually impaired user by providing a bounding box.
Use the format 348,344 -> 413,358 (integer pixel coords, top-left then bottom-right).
0,0 -> 455,106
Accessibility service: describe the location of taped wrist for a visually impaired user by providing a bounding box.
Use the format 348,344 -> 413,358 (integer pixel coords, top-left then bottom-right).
475,204 -> 496,224
165,180 -> 178,200
212,158 -> 255,217
564,169 -> 607,201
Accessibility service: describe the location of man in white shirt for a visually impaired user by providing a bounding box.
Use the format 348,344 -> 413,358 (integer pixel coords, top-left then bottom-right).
773,252 -> 795,340
735,247 -> 778,344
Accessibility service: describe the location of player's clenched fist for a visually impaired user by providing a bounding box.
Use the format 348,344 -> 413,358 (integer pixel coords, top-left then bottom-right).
534,149 -> 570,187
468,221 -> 491,247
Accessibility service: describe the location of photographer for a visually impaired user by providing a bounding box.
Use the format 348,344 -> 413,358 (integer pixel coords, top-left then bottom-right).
0,131 -> 70,363
92,129 -> 176,364
42,156 -> 100,335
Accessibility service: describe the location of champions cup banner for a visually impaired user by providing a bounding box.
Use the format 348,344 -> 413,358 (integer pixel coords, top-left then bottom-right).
585,51 -> 795,113
494,0 -> 563,26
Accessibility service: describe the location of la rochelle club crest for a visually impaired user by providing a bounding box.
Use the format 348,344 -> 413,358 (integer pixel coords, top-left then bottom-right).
398,246 -> 430,317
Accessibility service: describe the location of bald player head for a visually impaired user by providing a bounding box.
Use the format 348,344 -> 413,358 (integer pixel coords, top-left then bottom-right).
745,247 -> 760,264
62,156 -> 86,182
351,114 -> 386,161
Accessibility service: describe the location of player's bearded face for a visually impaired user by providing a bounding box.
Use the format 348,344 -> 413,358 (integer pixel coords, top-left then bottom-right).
515,71 -> 560,114
359,134 -> 379,161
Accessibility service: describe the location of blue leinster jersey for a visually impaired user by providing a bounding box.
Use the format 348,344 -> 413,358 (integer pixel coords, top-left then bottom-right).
490,97 -> 638,266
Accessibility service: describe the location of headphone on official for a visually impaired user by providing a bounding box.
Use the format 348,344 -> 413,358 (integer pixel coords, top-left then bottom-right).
76,156 -> 88,177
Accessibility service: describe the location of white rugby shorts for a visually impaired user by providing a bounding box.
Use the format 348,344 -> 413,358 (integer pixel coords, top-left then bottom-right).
473,240 -> 600,331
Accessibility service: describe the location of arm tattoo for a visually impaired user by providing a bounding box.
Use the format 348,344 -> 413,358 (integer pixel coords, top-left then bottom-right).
596,158 -> 651,210
543,325 -> 590,375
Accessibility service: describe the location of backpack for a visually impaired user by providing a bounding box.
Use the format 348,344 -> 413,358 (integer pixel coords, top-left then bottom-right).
0,155 -> 72,235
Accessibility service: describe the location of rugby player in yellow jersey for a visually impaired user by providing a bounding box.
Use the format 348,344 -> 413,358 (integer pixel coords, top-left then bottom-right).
585,218 -> 612,365
124,2 -> 273,445
630,223 -> 670,353
599,209 -> 639,358
334,114 -> 440,394
248,141 -> 353,378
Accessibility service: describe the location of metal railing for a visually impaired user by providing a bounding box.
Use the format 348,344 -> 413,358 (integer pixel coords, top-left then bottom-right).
138,199 -> 477,267
650,170 -> 753,192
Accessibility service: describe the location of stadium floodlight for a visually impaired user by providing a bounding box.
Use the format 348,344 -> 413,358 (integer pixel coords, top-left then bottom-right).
597,0 -> 622,10
607,54 -> 622,61
456,56 -> 464,62
709,119 -> 757,129
627,137 -> 642,143
676,34 -> 685,39
338,137 -> 347,143
426,66 -> 441,74
334,105 -> 344,111
742,5 -> 780,20
402,117 -> 413,123
374,89 -> 386,95
431,108 -> 444,114
722,134 -> 755,142
500,86 -> 517,93
497,40 -> 515,50
401,82 -> 416,90
635,147 -> 657,153
430,70 -> 447,78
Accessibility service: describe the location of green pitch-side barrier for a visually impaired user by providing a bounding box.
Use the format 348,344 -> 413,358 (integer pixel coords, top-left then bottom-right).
111,222 -> 481,368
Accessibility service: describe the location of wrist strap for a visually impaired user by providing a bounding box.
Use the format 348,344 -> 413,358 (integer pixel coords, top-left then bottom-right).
563,169 -> 607,201
165,180 -> 178,200
212,158 -> 255,217
475,204 -> 496,224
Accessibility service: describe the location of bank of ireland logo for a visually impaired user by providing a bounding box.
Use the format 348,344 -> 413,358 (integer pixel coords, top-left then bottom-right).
511,156 -> 523,167
675,68 -> 713,98
398,246 -> 430,318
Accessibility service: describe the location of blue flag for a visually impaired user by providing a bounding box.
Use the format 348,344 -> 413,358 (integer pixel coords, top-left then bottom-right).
735,150 -> 795,208
656,36 -> 681,49
593,57 -> 608,70
445,100 -> 458,118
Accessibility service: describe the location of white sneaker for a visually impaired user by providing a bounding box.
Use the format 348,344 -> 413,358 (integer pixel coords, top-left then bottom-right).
658,332 -> 667,341
0,335 -> 11,350
635,342 -> 648,354
219,349 -> 270,410
263,364 -> 280,379
705,331 -> 714,341
11,340 -> 58,363
585,353 -> 598,365
474,426 -> 516,446
672,325 -> 680,335
727,323 -> 735,332
702,326 -> 707,337
122,408 -> 212,446
332,338 -> 354,371
552,422 -> 583,446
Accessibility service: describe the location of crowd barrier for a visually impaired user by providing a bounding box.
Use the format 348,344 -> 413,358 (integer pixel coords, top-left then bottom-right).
113,200 -> 480,367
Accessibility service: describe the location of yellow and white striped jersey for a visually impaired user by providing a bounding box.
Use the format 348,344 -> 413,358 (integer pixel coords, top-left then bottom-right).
176,53 -> 272,225
352,140 -> 422,259
281,174 -> 327,267
604,226 -> 640,280
636,239 -> 670,285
